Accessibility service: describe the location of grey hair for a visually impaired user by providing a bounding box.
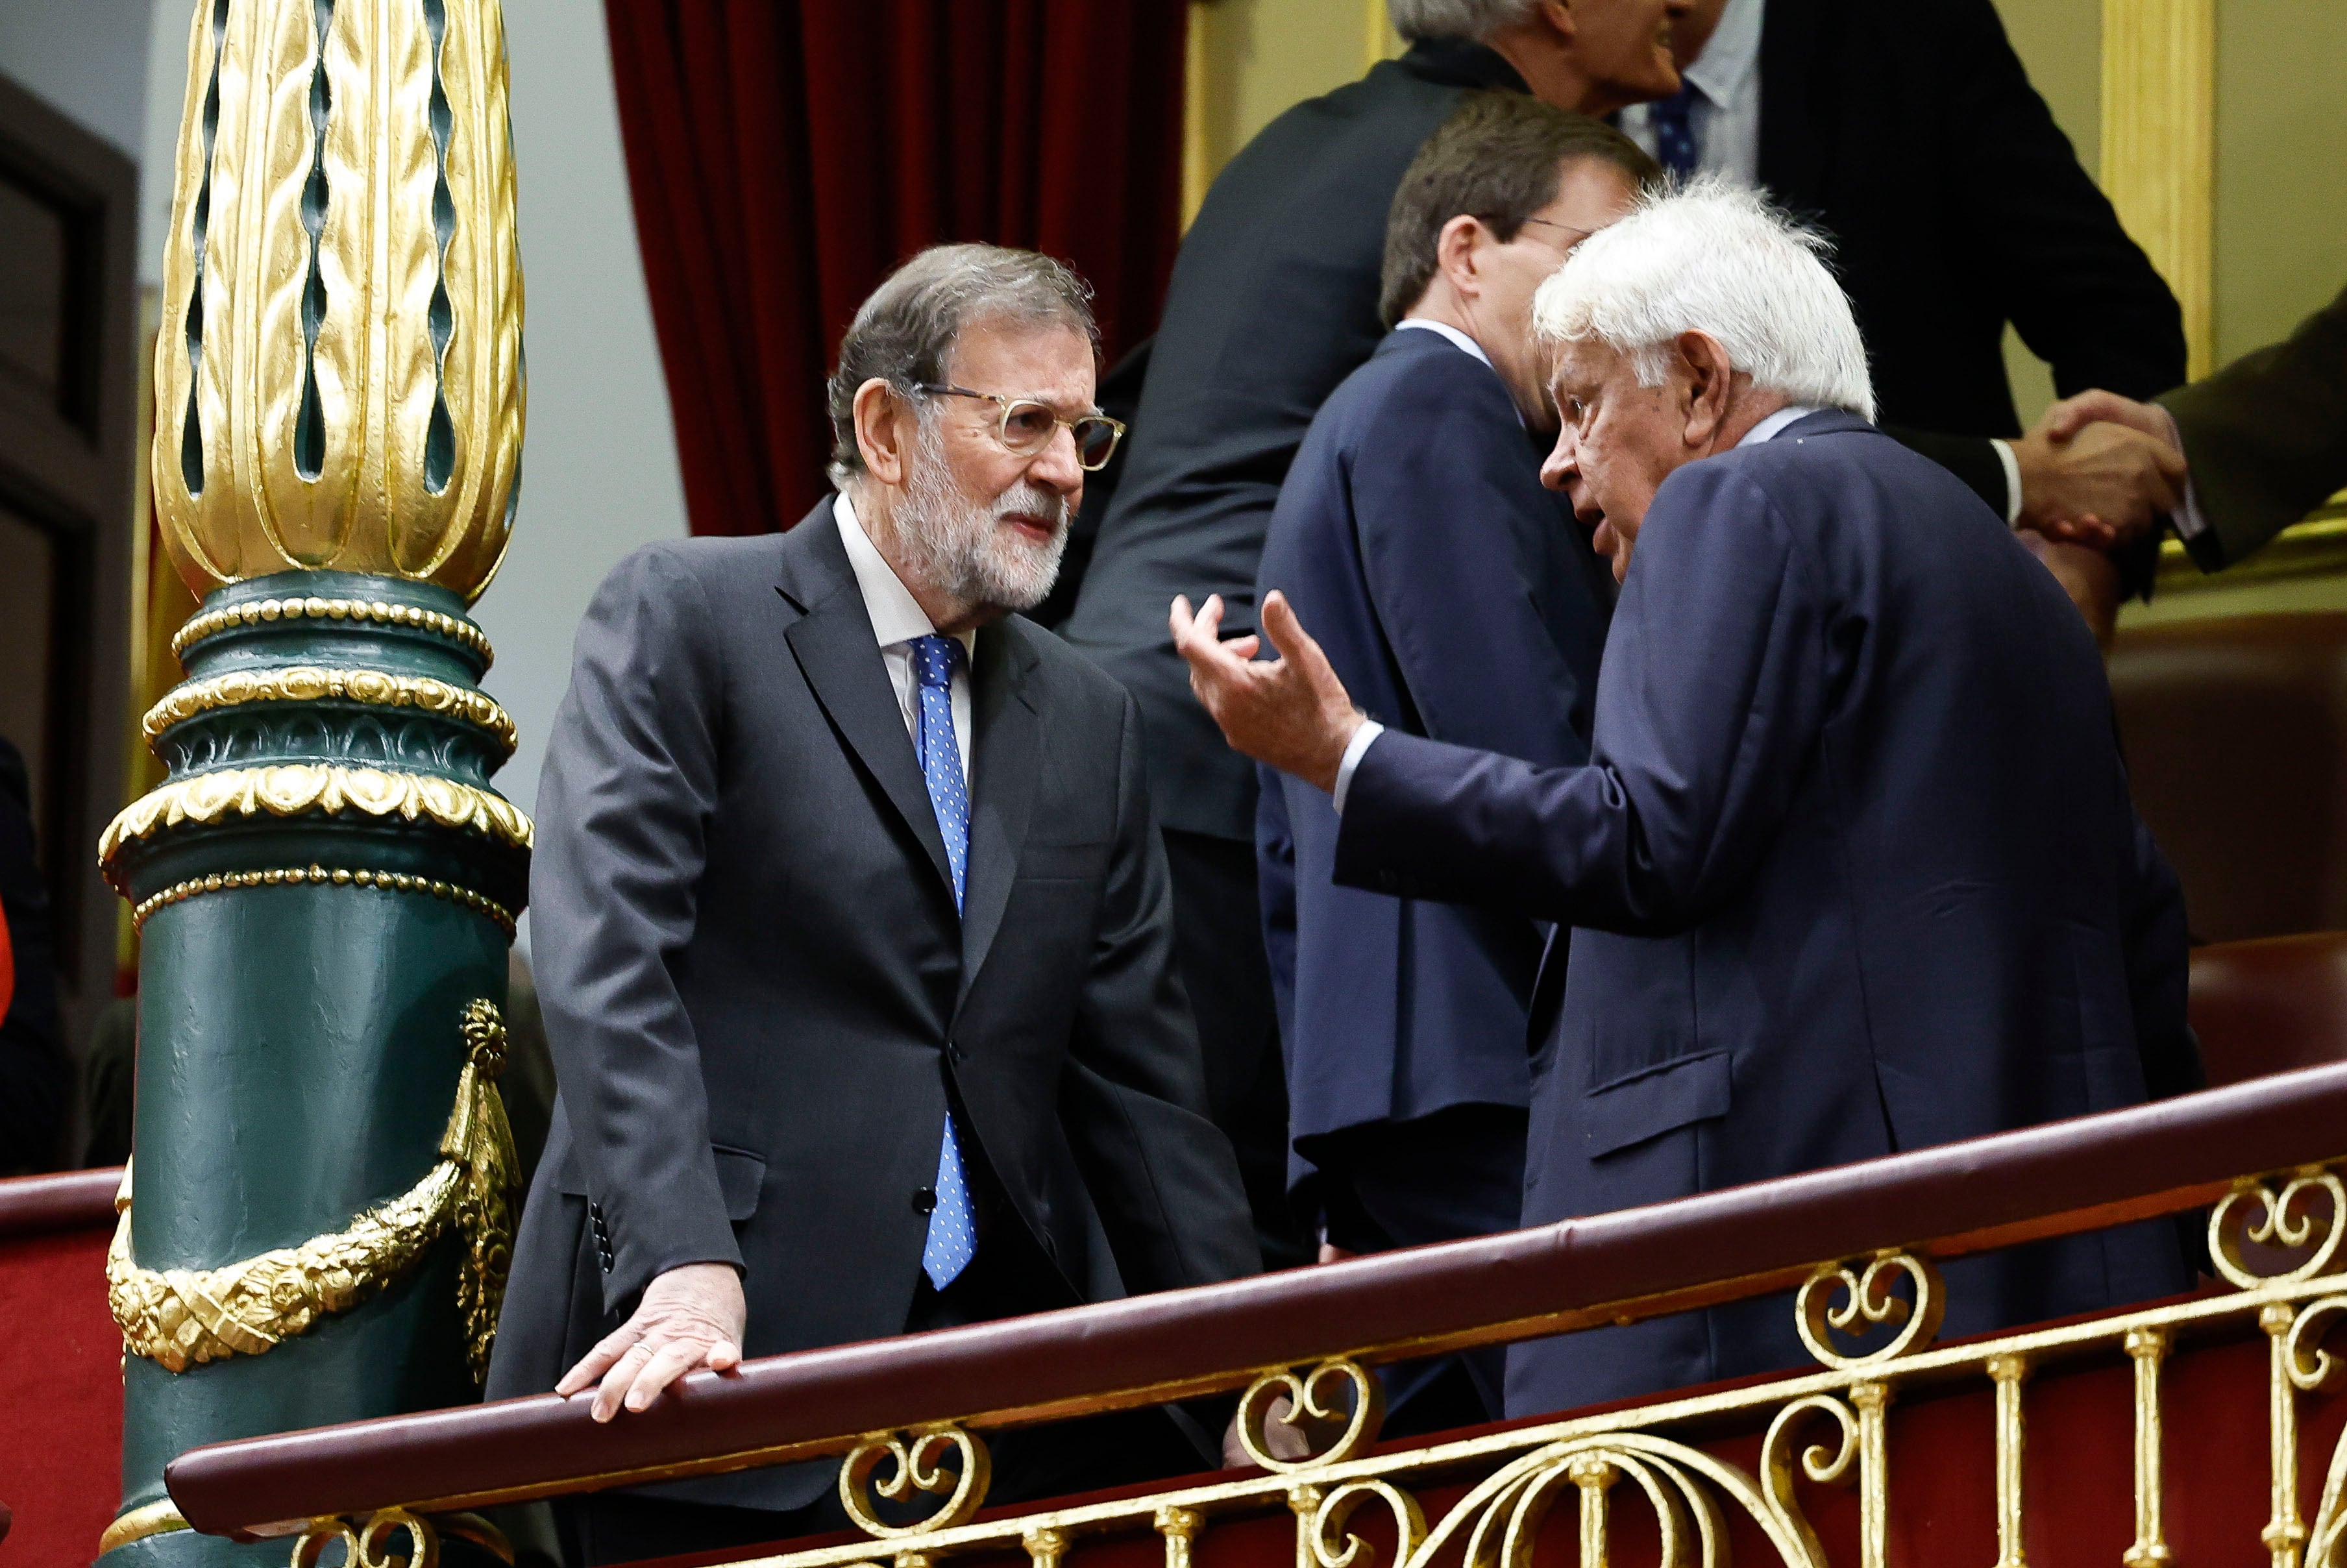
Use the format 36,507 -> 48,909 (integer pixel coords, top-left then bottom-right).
1531,178 -> 1877,421
826,243 -> 1098,485
1386,0 -> 1541,43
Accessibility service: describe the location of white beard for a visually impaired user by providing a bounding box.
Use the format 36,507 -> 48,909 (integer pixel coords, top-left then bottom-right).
894,417 -> 1072,616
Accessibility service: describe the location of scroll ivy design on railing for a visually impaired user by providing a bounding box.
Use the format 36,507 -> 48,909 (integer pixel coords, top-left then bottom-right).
622,1162 -> 2347,1568
106,999 -> 517,1380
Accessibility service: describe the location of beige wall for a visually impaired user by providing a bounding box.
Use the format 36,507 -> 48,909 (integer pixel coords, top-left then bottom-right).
2213,0 -> 2347,362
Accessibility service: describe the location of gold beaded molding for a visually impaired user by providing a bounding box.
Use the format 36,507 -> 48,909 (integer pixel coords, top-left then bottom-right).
143,666 -> 517,755
171,596 -> 495,668
99,765 -> 534,872
132,864 -> 518,937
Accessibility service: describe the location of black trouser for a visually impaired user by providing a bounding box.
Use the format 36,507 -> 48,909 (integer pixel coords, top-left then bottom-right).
1307,1103 -> 1529,1437
1161,827 -> 1314,1272
558,1131 -> 1216,1565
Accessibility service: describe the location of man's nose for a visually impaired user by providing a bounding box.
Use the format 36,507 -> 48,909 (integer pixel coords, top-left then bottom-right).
1028,425 -> 1085,495
1540,428 -> 1577,493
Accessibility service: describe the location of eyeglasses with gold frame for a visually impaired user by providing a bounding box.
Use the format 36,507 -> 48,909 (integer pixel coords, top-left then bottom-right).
911,383 -> 1125,471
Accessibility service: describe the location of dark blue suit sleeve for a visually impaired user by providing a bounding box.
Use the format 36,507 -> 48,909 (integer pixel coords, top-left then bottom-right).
2123,809 -> 2203,1104
1342,371 -> 1591,764
1333,462 -> 1826,935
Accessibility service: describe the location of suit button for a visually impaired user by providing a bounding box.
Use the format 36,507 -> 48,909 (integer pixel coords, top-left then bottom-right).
948,1041 -> 967,1063
911,1186 -> 938,1215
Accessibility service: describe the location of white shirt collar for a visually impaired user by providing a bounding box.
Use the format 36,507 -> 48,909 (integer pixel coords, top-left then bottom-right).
1395,317 -> 1493,370
833,490 -> 976,659
1738,403 -> 1825,447
1683,0 -> 1765,112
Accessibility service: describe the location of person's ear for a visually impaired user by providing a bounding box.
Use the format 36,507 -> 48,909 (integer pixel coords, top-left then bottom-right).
1432,214 -> 1488,302
1676,330 -> 1735,448
852,378 -> 911,486
1537,0 -> 1577,43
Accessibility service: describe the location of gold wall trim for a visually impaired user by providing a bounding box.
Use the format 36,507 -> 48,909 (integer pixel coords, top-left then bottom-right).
144,667 -> 517,755
108,1001 -> 517,1380
171,594 -> 495,667
2102,0 -> 2215,376
97,1499 -> 191,1554
1181,3 -> 1212,230
132,863 -> 517,938
99,765 -> 534,873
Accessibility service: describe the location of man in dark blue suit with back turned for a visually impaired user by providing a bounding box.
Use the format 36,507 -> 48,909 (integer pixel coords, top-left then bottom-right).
1254,96 -> 1656,1433
1175,183 -> 2202,1421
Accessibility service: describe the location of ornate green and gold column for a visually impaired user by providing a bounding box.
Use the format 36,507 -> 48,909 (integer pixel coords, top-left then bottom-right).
97,1 -> 527,1562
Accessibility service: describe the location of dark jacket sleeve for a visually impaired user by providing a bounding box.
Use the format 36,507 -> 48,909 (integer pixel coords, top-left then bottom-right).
531,545 -> 741,1311
1255,763 -> 1298,1056
1884,424 -> 2008,521
1060,692 -> 1260,1293
1333,462 -> 1826,935
1938,0 -> 2185,402
2163,281 -> 2347,570
1345,369 -> 1593,766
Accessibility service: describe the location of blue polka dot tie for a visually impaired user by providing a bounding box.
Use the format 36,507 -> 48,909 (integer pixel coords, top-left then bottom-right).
911,634 -> 977,1289
1649,81 -> 1701,182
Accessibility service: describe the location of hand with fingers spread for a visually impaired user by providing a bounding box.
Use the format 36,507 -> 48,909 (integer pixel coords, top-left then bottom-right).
2009,390 -> 2187,548
556,1260 -> 746,1421
1170,591 -> 1362,792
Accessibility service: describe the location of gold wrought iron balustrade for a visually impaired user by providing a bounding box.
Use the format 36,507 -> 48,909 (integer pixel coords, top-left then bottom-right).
165,1062 -> 2347,1568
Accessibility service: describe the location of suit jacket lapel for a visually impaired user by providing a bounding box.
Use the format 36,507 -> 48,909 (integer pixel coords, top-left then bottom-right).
775,506 -> 956,902
957,623 -> 1042,1002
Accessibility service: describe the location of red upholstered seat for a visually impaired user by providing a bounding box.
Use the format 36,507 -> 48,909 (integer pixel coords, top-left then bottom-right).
2110,611 -> 2347,942
2189,931 -> 2347,1086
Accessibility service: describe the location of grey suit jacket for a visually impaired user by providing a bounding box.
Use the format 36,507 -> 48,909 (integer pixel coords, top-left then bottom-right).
487,503 -> 1258,1508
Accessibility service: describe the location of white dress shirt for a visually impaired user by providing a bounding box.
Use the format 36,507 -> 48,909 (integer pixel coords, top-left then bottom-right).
1618,0 -> 1766,188
1330,402 -> 1823,811
834,491 -> 974,783
1397,317 -> 1526,428
1395,316 -> 1493,369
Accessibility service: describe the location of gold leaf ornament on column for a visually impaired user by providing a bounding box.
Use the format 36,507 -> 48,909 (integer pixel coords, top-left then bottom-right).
153,0 -> 524,604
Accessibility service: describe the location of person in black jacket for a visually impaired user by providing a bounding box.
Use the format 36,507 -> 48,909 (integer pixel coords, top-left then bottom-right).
0,735 -> 69,1175
1061,0 -> 1692,1272
1617,0 -> 2189,614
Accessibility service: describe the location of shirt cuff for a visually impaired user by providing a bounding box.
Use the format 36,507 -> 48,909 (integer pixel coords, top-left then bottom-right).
1989,438 -> 2024,528
1330,719 -> 1384,815
2159,409 -> 2207,541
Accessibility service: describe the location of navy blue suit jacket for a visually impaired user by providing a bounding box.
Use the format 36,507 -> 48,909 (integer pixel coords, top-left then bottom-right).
1333,411 -> 2202,1415
1256,328 -> 1612,1182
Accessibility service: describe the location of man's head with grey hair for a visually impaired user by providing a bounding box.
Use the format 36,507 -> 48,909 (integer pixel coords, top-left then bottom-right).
1531,180 -> 1876,581
829,244 -> 1106,630
1384,0 -> 1688,117
828,243 -> 1098,482
1386,0 -> 1541,42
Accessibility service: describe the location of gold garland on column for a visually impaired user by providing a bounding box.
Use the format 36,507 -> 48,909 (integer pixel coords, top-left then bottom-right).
106,1000 -> 519,1381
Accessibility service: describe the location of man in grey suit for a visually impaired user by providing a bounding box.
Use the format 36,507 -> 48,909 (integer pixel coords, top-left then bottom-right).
489,245 -> 1259,1565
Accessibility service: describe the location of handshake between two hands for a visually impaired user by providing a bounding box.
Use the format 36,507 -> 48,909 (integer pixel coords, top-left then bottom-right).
2004,389 -> 2190,649
2010,389 -> 2188,550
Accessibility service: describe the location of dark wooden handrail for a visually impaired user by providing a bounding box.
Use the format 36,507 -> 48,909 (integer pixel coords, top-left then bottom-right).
169,1063 -> 2347,1539
0,1166 -> 120,1238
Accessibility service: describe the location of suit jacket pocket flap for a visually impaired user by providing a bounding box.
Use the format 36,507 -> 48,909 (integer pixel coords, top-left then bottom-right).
713,1145 -> 766,1221
1584,1050 -> 1732,1158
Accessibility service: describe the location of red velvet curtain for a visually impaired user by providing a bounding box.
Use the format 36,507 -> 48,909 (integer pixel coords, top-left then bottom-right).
604,2 -> 1189,537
